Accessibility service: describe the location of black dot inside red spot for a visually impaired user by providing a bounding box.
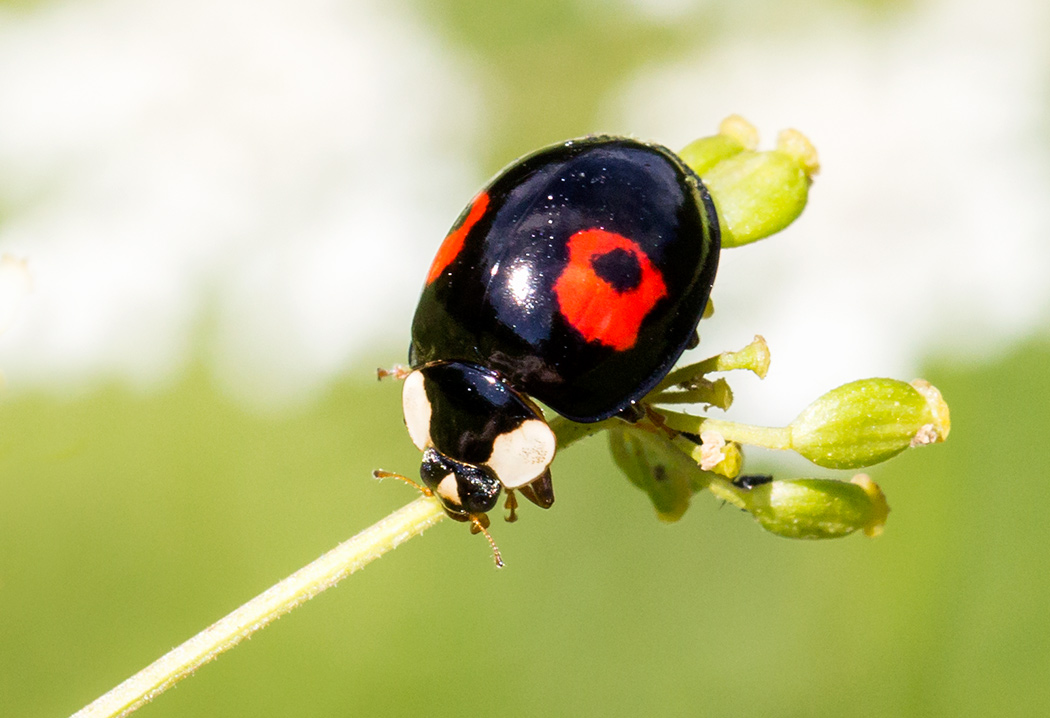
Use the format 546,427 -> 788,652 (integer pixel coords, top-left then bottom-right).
590,247 -> 642,293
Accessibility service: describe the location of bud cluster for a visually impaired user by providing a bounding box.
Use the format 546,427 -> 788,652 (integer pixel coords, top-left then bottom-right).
591,117 -> 951,540
679,115 -> 819,248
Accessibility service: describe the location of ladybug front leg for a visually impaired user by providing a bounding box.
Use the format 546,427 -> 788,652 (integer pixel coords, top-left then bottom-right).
504,489 -> 519,523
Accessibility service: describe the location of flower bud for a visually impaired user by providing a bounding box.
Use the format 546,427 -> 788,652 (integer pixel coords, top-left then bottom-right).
653,376 -> 733,411
789,378 -> 950,469
654,335 -> 770,396
714,334 -> 770,378
743,474 -> 890,539
608,425 -> 702,522
703,137 -> 816,248
678,115 -> 757,175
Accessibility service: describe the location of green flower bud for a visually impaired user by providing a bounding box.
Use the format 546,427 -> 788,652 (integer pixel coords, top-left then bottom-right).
789,378 -> 950,469
713,334 -> 771,379
608,425 -> 704,522
653,376 -> 733,411
654,335 -> 770,396
744,474 -> 890,539
678,115 -> 758,175
704,135 -> 816,248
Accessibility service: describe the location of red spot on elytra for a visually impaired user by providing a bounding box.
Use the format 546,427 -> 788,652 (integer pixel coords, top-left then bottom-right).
553,229 -> 667,351
426,192 -> 489,285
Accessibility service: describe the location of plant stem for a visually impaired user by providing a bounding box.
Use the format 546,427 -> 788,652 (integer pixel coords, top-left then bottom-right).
69,495 -> 447,718
70,416 -> 608,718
659,412 -> 792,451
548,415 -> 615,450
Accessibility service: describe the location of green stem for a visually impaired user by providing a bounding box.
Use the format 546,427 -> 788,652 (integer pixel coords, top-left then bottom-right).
70,417 -> 606,718
660,413 -> 792,451
549,415 -> 615,450
69,495 -> 447,718
655,336 -> 770,393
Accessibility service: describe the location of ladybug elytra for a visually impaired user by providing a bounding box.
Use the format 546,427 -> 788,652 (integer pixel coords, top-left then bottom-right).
401,136 -> 720,524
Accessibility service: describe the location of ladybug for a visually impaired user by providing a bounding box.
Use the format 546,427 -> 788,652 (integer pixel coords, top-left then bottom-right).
400,136 -> 720,526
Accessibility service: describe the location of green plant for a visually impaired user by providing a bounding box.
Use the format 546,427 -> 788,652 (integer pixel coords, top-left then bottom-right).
69,117 -> 949,718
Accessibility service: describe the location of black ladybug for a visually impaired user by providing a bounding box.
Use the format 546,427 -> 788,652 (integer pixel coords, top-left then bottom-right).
402,136 -> 720,522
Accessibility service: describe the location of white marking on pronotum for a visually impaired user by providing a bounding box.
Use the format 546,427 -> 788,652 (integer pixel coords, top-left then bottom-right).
435,473 -> 461,506
401,370 -> 432,451
486,419 -> 556,489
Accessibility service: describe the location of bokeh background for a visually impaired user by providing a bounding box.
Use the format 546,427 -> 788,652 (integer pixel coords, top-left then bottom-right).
1,0 -> 1048,715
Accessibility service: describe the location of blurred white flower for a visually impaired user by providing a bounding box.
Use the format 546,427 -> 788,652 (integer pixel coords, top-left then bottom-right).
0,0 -> 484,404
0,0 -> 1044,421
0,255 -> 31,336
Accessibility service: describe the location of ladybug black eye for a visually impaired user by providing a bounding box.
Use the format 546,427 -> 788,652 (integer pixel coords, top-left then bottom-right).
590,247 -> 642,292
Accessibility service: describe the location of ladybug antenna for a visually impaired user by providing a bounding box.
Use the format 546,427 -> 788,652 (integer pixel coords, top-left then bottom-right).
372,469 -> 432,498
469,515 -> 504,568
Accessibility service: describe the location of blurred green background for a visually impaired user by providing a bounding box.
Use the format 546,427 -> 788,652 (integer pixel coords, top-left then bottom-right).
1,0 -> 1048,716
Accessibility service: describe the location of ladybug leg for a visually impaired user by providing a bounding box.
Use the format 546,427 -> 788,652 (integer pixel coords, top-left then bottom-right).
376,364 -> 412,381
372,469 -> 432,497
686,330 -> 700,350
615,403 -> 646,423
732,474 -> 773,490
504,489 -> 519,523
644,405 -> 679,438
518,469 -> 555,509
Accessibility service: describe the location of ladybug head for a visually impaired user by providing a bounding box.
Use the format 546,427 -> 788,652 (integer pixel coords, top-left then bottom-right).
401,362 -> 556,518
418,447 -> 502,515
